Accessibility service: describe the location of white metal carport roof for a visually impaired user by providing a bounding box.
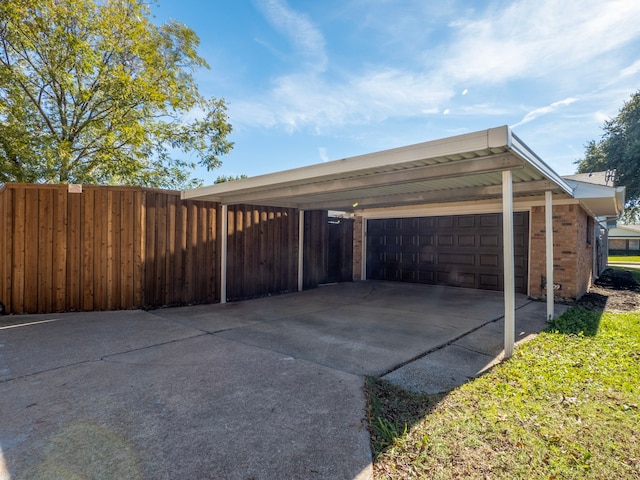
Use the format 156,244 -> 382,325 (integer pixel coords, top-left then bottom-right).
182,126 -> 576,210
182,126 -> 624,359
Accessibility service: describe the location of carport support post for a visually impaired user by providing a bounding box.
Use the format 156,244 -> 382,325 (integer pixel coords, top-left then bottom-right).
502,170 -> 515,359
298,210 -> 304,292
545,191 -> 555,321
220,204 -> 228,304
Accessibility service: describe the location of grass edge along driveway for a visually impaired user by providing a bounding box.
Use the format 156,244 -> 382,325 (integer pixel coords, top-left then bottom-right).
366,307 -> 640,479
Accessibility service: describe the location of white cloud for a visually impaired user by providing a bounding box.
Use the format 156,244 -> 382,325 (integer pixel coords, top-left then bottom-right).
441,0 -> 640,83
234,0 -> 640,137
255,0 -> 327,72
318,147 -> 329,162
620,59 -> 640,78
512,97 -> 578,127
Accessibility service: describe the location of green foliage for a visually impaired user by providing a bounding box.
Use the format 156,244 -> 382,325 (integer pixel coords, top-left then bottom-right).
547,307 -> 601,336
214,174 -> 248,183
369,310 -> 640,479
0,0 -> 233,189
575,90 -> 640,222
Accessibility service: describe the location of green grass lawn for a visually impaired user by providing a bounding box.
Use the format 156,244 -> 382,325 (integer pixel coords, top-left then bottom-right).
367,308 -> 640,479
609,255 -> 640,263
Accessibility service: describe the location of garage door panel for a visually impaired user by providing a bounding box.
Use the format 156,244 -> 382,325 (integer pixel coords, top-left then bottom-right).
438,235 -> 455,246
367,212 -> 529,294
479,214 -> 499,227
480,234 -> 499,247
437,217 -> 454,228
480,254 -> 500,267
479,274 -> 500,289
438,253 -> 475,265
457,216 -> 475,228
458,234 -> 476,246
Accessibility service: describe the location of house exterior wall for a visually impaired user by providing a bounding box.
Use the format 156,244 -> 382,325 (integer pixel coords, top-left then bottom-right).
529,203 -> 593,301
609,238 -> 640,253
610,239 -> 627,250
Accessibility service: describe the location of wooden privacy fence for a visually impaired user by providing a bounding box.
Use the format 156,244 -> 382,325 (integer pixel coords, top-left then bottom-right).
226,204 -> 299,301
0,183 -> 219,314
0,184 -> 329,314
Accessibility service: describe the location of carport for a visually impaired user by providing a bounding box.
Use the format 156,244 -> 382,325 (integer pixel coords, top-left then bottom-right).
184,126 -> 571,358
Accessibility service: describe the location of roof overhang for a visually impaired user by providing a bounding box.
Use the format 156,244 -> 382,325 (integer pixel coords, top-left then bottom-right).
182,126 -> 581,212
564,178 -> 626,218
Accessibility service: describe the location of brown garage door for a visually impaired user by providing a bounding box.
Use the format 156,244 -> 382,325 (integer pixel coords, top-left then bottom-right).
366,212 -> 529,293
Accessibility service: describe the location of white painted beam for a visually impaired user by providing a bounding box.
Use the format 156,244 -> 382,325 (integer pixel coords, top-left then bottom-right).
298,210 -> 305,292
502,170 -> 515,359
545,191 -> 554,321
220,204 -> 228,304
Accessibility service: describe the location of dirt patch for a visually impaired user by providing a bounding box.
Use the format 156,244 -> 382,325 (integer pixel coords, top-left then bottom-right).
577,268 -> 640,312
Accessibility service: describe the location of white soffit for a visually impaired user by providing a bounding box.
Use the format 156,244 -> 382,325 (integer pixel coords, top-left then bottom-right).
182,126 -> 575,211
565,179 -> 626,217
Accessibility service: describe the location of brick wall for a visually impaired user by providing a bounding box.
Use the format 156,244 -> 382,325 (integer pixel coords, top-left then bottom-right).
352,217 -> 363,281
529,203 -> 593,300
576,208 -> 594,297
610,239 -> 627,250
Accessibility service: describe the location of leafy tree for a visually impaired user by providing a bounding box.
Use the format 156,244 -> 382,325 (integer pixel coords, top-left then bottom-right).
214,174 -> 248,183
576,90 -> 640,222
0,0 -> 232,189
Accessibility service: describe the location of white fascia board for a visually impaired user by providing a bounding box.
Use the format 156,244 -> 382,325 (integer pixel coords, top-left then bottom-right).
566,180 -> 626,217
567,180 -> 618,199
508,130 -> 574,196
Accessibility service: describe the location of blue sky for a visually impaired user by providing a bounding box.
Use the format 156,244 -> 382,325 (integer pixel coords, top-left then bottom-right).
152,0 -> 640,185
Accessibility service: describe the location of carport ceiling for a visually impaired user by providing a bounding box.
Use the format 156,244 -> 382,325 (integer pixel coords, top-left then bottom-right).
182,126 -> 573,211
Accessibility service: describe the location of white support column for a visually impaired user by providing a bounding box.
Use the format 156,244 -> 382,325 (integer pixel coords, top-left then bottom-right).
502,170 -> 515,359
545,191 -> 555,321
298,210 -> 304,292
220,204 -> 228,304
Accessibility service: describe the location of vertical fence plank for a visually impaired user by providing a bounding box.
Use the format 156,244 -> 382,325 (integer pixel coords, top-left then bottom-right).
53,187 -> 68,311
120,190 -> 134,308
165,194 -> 177,305
81,188 -> 95,310
67,188 -> 82,310
143,192 -> 157,307
208,203 -> 217,303
24,188 -> 40,312
155,193 -> 167,305
11,187 -> 26,312
0,187 -> 10,311
95,188 -> 110,310
175,198 -> 187,303
133,190 -> 145,307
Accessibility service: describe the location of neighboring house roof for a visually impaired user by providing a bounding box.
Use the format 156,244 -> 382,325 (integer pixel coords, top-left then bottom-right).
563,171 -> 616,187
609,224 -> 640,238
182,126 -> 625,219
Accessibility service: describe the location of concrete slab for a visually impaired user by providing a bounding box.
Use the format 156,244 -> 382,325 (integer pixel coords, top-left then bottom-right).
382,300 -> 570,394
0,281 -> 566,479
1,330 -> 371,480
0,310 -> 202,382
217,304 -> 464,376
382,344 -> 497,394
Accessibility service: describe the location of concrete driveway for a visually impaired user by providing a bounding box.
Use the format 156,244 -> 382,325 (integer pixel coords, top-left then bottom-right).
0,281 -> 562,480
